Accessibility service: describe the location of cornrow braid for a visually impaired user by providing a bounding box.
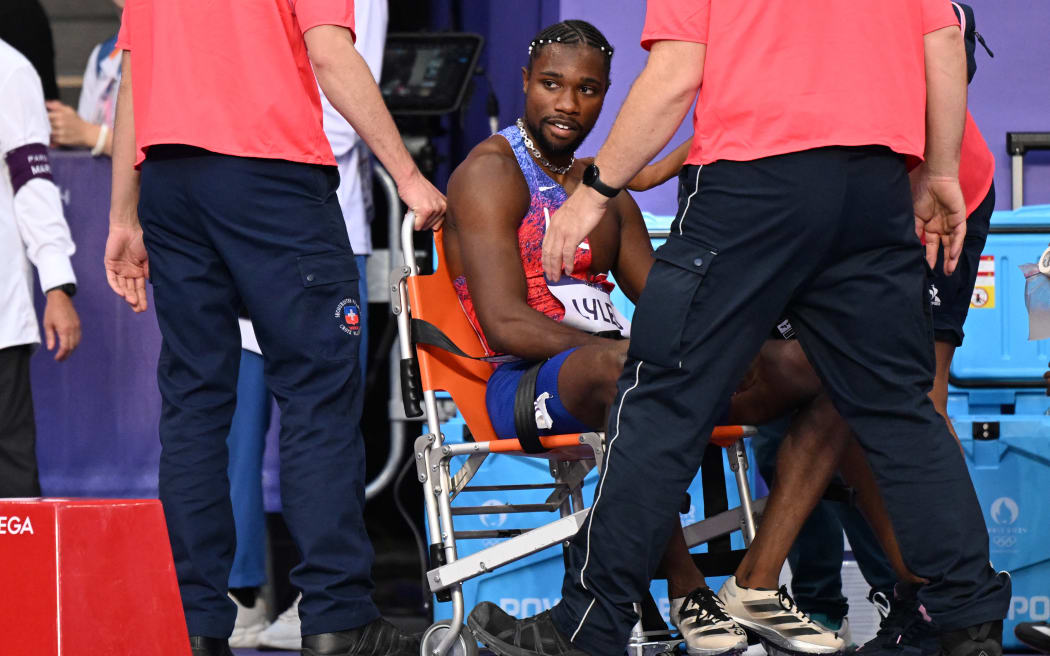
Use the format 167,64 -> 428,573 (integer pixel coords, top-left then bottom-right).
527,19 -> 614,65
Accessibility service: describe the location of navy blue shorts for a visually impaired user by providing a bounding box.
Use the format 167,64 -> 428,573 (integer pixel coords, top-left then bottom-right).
486,348 -> 592,439
928,186 -> 995,347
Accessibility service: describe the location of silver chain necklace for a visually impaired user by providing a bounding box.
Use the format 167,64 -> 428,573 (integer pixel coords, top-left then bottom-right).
517,118 -> 574,175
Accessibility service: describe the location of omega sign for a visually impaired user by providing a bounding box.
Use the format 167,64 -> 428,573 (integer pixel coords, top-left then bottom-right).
0,516 -> 35,535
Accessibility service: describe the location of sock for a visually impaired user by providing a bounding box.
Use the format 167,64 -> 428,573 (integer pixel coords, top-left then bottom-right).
230,586 -> 258,607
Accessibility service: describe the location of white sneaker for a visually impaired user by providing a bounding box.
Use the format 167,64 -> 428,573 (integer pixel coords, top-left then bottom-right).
671,587 -> 749,655
810,616 -> 852,652
257,592 -> 302,651
718,576 -> 845,655
229,592 -> 268,648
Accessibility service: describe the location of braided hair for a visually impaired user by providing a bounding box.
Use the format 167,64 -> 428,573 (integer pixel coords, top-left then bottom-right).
527,20 -> 613,75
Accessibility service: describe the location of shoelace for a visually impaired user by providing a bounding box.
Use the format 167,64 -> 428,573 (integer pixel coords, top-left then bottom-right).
776,586 -> 818,626
679,589 -> 733,625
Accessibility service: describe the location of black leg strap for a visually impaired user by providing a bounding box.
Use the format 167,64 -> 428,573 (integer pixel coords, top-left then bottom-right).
513,360 -> 548,454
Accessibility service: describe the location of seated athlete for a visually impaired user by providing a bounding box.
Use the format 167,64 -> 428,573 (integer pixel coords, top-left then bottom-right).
446,20 -> 849,656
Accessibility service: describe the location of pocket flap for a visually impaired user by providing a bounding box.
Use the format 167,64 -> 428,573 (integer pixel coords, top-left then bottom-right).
654,237 -> 717,276
297,252 -> 360,288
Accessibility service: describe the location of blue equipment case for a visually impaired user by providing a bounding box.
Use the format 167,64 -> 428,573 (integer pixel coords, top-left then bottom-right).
951,205 -> 1050,387
955,417 -> 1050,649
948,204 -> 1050,648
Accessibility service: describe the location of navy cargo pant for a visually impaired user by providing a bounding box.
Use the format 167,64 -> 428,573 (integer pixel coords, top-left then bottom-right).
549,147 -> 1011,655
139,146 -> 378,639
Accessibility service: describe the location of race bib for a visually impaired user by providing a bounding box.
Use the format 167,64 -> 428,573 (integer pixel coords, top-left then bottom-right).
547,277 -> 630,338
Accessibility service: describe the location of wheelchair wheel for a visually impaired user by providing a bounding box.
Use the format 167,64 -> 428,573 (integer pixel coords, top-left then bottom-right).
419,619 -> 479,656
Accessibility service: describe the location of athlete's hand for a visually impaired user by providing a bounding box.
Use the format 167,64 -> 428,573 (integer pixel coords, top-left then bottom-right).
911,169 -> 966,275
397,168 -> 447,230
543,185 -> 609,281
105,223 -> 150,313
43,289 -> 82,361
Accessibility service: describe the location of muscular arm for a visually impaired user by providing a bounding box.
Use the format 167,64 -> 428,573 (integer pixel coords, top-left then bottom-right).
447,148 -> 609,361
611,193 -> 654,304
109,53 -> 138,229
591,40 -> 704,190
922,24 -> 967,177
304,25 -> 444,228
912,23 -> 969,273
542,40 -> 704,279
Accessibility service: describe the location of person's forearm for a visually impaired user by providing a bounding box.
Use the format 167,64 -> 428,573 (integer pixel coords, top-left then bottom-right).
923,25 -> 967,177
81,123 -> 114,156
629,139 -> 692,191
485,307 -> 607,361
594,41 -> 705,190
306,25 -> 418,186
109,52 -> 140,226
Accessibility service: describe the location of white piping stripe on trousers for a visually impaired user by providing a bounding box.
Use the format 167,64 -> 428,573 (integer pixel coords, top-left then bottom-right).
572,361 -> 644,638
570,599 -> 596,643
677,164 -> 703,235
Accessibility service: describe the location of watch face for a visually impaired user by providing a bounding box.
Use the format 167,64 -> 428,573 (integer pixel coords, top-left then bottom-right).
583,164 -> 599,185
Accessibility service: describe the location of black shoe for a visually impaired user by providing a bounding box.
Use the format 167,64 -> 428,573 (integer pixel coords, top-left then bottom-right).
940,621 -> 1003,656
301,617 -> 420,656
188,636 -> 233,656
856,588 -> 938,656
1014,621 -> 1050,654
467,602 -> 587,656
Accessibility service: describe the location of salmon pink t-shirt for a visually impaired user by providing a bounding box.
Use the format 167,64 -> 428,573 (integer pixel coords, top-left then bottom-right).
641,0 -> 960,166
960,111 -> 995,215
116,0 -> 355,167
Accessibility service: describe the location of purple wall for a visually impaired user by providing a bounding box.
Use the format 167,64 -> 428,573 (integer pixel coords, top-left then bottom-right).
966,0 -> 1050,210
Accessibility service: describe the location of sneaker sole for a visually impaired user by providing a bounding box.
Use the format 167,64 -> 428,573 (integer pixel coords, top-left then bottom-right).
257,641 -> 303,651
467,618 -> 584,656
229,624 -> 267,649
732,618 -> 843,655
467,620 -> 533,656
685,645 -> 748,656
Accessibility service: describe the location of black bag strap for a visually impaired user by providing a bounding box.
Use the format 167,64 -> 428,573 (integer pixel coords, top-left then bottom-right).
411,317 -> 484,360
513,361 -> 548,454
409,316 -> 549,452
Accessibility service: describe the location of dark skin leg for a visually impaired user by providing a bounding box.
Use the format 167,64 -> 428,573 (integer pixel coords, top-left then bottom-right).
734,393 -> 850,589
837,437 -> 925,585
730,340 -> 924,587
932,340 -> 961,445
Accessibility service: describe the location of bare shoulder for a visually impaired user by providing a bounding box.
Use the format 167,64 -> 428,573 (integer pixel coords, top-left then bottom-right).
448,135 -> 529,217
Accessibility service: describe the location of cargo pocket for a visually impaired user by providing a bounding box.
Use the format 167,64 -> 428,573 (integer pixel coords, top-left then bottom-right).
297,251 -> 361,361
628,238 -> 717,368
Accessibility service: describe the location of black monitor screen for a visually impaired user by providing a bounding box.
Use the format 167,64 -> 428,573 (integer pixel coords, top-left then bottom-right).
381,33 -> 484,115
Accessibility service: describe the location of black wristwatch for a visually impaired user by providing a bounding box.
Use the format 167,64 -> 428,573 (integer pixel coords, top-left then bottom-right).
582,163 -> 621,198
47,283 -> 77,298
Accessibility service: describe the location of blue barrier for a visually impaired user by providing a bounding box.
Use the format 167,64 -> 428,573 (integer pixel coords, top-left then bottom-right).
951,205 -> 1050,386
956,417 -> 1050,648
